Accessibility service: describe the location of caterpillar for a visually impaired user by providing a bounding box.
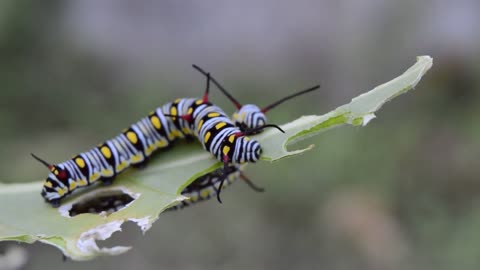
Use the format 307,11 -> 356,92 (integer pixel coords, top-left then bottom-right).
166,164 -> 265,211
166,66 -> 320,210
34,66 -> 318,208
33,70 -> 284,207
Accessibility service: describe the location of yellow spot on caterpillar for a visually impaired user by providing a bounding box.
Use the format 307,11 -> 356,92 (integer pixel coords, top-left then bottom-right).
204,132 -> 211,143
174,98 -> 181,103
90,173 -> 100,182
201,189 -> 210,198
244,137 -> 250,141
57,188 -> 66,196
182,127 -> 191,134
101,146 -> 112,159
127,131 -> 138,144
171,129 -> 182,138
151,116 -> 161,129
130,154 -> 143,163
101,169 -> 114,177
223,145 -> 231,156
198,119 -> 204,130
116,161 -> 128,172
228,135 -> 235,143
78,179 -> 88,186
233,113 -> 239,120
195,99 -> 203,105
145,145 -> 156,156
156,140 -> 168,148
187,107 -> 193,114
54,170 -> 59,175
240,112 -> 246,121
189,193 -> 199,202
75,157 -> 85,168
208,112 -> 220,118
215,122 -> 226,129
69,181 -> 77,190
44,181 -> 52,188
170,107 -> 177,116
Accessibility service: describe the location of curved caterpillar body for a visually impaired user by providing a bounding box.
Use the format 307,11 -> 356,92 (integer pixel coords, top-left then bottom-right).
35,80 -> 262,207
167,165 -> 241,211
167,164 -> 265,211
166,65 -> 319,209
35,66 -> 317,208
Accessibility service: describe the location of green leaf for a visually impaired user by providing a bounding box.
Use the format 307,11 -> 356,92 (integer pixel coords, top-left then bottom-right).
0,56 -> 432,260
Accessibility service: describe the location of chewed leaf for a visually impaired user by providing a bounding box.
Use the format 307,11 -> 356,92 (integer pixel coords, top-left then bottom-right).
0,56 -> 432,260
257,55 -> 432,161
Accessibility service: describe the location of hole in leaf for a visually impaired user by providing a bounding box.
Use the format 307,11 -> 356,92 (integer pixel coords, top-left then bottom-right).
68,189 -> 136,217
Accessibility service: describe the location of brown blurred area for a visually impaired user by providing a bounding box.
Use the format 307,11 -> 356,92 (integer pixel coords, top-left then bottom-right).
0,1 -> 479,269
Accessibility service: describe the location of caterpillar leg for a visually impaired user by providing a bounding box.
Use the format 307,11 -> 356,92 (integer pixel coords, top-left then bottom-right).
101,176 -> 115,186
240,173 -> 265,192
49,198 -> 61,208
215,154 -> 232,203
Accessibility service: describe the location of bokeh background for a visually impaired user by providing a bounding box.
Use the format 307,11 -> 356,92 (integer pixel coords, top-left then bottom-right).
0,1 -> 479,270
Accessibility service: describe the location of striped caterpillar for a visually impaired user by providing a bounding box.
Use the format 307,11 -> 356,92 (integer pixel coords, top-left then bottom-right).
166,164 -> 265,211
34,66 -> 318,208
168,66 -> 319,210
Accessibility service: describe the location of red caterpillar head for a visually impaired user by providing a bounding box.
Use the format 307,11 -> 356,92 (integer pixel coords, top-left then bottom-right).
32,153 -> 69,207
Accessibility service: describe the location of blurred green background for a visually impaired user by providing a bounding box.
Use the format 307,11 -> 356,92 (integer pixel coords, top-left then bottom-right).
1,1 -> 479,270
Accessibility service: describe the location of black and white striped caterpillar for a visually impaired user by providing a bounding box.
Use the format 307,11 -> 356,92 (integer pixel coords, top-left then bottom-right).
34,66 -> 318,208
165,66 -> 319,209
166,164 -> 262,211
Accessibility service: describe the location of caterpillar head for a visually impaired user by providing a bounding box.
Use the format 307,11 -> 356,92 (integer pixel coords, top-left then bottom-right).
32,154 -> 69,207
41,166 -> 70,207
249,139 -> 262,162
232,104 -> 267,132
235,137 -> 262,163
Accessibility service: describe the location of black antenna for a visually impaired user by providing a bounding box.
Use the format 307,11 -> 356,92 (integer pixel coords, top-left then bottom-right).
192,64 -> 243,109
261,85 -> 320,113
244,124 -> 285,135
240,173 -> 265,192
31,153 -> 53,169
201,71 -> 211,102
